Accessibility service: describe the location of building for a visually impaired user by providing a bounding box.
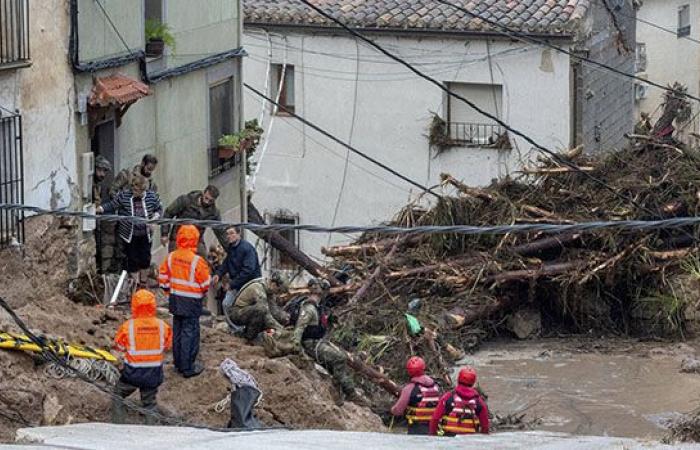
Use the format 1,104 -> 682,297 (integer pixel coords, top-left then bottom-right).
635,0 -> 700,142
0,0 -> 246,273
242,0 -> 637,265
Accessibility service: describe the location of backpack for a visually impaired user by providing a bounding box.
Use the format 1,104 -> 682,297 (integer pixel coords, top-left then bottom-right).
284,296 -> 331,340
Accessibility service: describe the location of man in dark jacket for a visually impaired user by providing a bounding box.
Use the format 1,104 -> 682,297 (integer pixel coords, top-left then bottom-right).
212,226 -> 261,300
160,185 -> 227,255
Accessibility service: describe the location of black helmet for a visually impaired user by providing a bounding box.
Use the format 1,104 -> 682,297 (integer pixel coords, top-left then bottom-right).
307,278 -> 330,290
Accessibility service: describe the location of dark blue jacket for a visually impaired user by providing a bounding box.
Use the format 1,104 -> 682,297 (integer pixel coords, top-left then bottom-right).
217,239 -> 261,291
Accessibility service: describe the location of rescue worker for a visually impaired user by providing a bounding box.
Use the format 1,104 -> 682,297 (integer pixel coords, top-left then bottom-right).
223,275 -> 289,341
158,225 -> 211,378
212,226 -> 261,299
92,155 -> 118,274
111,153 -> 159,196
429,367 -> 489,436
391,356 -> 442,435
263,278 -> 364,405
160,185 -> 227,255
112,289 -> 173,425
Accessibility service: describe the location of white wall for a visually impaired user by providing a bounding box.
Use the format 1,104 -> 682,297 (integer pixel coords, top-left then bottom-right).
637,0 -> 700,137
242,30 -> 572,262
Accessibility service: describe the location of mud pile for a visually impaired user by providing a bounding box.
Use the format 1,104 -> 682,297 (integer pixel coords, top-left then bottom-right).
0,217 -> 383,442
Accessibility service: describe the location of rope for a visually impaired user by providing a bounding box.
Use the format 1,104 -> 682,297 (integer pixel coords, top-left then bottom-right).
3,202 -> 700,237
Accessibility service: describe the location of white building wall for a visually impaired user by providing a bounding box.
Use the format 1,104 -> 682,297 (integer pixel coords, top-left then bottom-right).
243,30 -> 572,262
637,0 -> 700,137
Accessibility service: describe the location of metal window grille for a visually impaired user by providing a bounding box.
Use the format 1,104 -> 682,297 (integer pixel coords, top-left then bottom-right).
447,122 -> 506,146
0,0 -> 30,67
0,112 -> 24,249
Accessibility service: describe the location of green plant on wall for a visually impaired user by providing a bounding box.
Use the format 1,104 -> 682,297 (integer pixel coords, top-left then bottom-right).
217,119 -> 264,175
145,19 -> 176,53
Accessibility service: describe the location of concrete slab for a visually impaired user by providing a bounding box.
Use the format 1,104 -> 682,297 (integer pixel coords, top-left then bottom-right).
11,424 -> 700,450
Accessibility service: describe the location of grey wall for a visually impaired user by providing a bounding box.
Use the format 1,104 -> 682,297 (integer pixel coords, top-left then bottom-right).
579,0 -> 637,153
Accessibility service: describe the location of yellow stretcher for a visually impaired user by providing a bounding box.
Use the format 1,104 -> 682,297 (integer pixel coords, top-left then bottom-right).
0,331 -> 117,363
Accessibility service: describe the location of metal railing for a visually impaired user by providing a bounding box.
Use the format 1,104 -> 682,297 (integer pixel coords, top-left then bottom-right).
208,147 -> 240,178
0,112 -> 23,248
448,122 -> 507,147
0,0 -> 30,67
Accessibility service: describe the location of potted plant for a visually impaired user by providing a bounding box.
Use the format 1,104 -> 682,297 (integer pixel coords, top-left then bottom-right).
217,134 -> 241,159
145,19 -> 176,57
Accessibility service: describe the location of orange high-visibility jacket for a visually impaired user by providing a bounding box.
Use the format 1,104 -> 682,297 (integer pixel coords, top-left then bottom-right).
114,290 -> 173,368
158,225 -> 211,299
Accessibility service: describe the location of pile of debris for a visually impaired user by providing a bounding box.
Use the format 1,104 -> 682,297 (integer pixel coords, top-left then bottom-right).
308,136 -> 700,382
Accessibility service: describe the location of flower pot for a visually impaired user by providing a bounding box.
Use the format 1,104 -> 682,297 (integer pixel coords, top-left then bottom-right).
239,138 -> 253,152
218,145 -> 237,159
146,39 -> 165,57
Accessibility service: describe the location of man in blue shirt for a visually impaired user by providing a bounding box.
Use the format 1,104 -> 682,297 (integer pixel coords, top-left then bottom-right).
212,226 -> 262,308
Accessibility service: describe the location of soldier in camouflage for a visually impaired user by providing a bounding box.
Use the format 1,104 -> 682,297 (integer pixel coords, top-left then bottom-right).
224,274 -> 289,341
110,154 -> 158,197
263,278 -> 364,405
92,156 -> 120,274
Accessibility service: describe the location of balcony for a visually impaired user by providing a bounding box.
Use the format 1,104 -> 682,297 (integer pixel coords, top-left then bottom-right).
0,0 -> 30,69
208,147 -> 240,178
447,122 -> 511,149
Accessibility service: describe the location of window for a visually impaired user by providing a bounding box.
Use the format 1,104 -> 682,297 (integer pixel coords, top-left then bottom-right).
445,82 -> 507,147
269,212 -> 299,269
209,78 -> 237,177
145,0 -> 163,22
0,0 -> 30,68
271,64 -> 295,114
0,112 -> 23,248
678,4 -> 691,37
635,43 -> 647,73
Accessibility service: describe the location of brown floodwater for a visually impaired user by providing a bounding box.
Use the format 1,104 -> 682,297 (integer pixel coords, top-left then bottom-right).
460,338 -> 700,439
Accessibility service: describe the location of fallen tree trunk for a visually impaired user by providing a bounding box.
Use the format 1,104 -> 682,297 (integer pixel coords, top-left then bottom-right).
520,166 -> 595,175
508,233 -> 581,257
386,255 -> 488,279
280,283 -> 359,301
485,261 -> 584,285
347,237 -> 405,306
345,352 -> 401,397
322,235 -> 422,257
440,173 -> 495,202
247,201 -> 340,286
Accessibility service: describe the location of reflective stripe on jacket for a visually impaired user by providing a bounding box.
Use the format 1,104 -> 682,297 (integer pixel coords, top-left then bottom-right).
439,393 -> 480,435
406,383 -> 442,424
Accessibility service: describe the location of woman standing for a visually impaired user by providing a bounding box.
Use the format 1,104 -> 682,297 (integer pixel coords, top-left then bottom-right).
98,174 -> 163,285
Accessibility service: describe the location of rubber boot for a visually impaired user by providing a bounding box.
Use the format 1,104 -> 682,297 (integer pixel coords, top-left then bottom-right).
111,398 -> 127,424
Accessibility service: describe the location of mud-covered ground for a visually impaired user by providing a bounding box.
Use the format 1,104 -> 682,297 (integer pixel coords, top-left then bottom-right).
0,217 -> 383,442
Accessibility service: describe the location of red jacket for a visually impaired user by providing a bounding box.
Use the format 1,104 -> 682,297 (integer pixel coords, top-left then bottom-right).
390,375 -> 438,416
429,384 -> 489,435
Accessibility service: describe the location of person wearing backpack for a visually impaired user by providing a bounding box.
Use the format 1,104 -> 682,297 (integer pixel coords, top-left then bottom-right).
429,367 -> 489,436
263,278 -> 364,405
391,356 -> 443,435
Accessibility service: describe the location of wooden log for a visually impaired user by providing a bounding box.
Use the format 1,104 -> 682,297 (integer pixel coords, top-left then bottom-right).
346,237 -> 408,306
248,201 -> 340,286
280,283 -> 359,301
459,296 -> 516,329
344,351 -> 401,397
385,255 -> 487,279
423,327 -> 452,386
322,235 -> 422,257
514,217 -> 576,225
440,173 -> 495,202
647,248 -> 692,260
521,205 -> 556,218
520,166 -> 595,175
507,233 -> 582,257
484,261 -> 583,285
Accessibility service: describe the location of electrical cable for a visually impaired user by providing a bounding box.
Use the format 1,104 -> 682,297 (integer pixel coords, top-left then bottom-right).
244,83 -> 440,198
93,0 -> 137,58
3,203 -> 700,237
293,0 -> 654,216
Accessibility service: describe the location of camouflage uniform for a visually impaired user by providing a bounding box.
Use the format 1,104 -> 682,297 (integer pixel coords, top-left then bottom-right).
111,164 -> 158,197
227,279 -> 286,340
263,300 -> 356,398
93,158 -> 120,274
161,191 -> 227,256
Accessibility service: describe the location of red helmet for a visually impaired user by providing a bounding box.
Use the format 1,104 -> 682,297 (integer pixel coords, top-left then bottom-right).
406,356 -> 425,377
458,367 -> 477,386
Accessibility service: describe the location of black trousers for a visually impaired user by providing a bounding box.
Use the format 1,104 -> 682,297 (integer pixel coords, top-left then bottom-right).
172,315 -> 200,374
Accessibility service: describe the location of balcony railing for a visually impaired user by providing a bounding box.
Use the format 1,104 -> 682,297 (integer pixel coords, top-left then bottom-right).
447,122 -> 510,148
0,112 -> 24,249
208,147 -> 240,178
0,0 -> 30,68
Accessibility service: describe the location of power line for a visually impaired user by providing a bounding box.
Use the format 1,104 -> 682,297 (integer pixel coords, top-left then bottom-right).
432,0 -> 700,104
294,0 -> 653,216
624,11 -> 700,45
93,0 -> 137,58
244,84 -> 440,198
3,203 -> 700,236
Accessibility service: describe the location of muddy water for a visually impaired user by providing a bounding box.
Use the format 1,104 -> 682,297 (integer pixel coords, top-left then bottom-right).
460,339 -> 700,439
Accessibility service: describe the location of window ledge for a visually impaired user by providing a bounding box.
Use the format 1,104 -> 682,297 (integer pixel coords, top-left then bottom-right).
0,60 -> 31,71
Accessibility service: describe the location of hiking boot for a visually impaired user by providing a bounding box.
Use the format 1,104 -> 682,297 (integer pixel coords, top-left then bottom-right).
182,363 -> 204,378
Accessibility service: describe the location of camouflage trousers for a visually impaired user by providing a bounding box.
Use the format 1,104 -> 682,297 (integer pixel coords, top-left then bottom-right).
230,301 -> 285,341
304,340 -> 356,396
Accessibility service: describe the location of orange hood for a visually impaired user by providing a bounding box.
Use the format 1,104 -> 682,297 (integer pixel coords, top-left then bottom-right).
131,289 -> 157,318
176,224 -> 200,251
